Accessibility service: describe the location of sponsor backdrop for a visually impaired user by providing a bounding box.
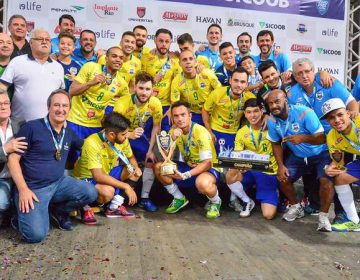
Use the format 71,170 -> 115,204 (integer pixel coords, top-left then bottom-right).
6,0 -> 347,81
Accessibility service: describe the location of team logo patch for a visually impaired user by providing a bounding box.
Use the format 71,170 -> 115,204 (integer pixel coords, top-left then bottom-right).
200,82 -> 206,88
64,143 -> 69,151
292,123 -> 300,132
335,137 -> 343,144
129,69 -> 135,75
69,67 -> 78,75
87,109 -> 95,118
111,87 -> 116,93
316,0 -> 330,16
219,99 -> 228,103
244,133 -> 250,138
316,91 -> 324,101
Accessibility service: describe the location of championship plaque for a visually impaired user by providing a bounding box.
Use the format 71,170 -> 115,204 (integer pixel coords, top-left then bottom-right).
331,151 -> 347,171
156,130 -> 177,175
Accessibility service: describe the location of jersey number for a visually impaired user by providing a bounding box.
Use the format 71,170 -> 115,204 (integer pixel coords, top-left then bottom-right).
97,92 -> 104,101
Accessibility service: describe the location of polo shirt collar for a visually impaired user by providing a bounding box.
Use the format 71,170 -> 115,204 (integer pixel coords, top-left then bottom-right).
28,53 -> 53,63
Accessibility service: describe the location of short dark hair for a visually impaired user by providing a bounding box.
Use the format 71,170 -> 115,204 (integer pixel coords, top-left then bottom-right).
256,30 -> 274,42
171,101 -> 191,112
237,32 -> 252,44
232,66 -> 249,80
80,29 -> 96,40
244,98 -> 263,110
207,24 -> 222,34
219,42 -> 234,53
121,31 -> 136,39
106,46 -> 123,57
58,32 -> 76,43
59,14 -> 75,25
8,15 -> 27,27
47,89 -> 70,108
155,28 -> 173,39
177,33 -> 193,45
258,60 -> 278,76
135,72 -> 154,85
103,112 -> 130,133
133,25 -> 147,32
240,55 -> 255,64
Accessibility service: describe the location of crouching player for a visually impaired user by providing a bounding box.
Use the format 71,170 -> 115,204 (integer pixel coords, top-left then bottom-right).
73,112 -> 141,220
322,98 -> 360,231
226,98 -> 279,219
154,101 -> 222,218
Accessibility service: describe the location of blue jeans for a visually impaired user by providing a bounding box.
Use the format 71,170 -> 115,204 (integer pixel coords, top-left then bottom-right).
0,178 -> 13,212
14,175 -> 98,243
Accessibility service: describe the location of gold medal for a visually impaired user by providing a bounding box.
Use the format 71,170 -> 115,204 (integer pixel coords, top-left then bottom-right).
55,149 -> 61,161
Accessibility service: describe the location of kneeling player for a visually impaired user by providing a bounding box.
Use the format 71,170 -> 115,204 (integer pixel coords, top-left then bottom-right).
226,99 -> 279,219
154,101 -> 222,218
73,112 -> 141,220
322,98 -> 360,231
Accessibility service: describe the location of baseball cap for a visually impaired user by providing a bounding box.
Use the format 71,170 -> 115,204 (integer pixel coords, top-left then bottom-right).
319,98 -> 346,120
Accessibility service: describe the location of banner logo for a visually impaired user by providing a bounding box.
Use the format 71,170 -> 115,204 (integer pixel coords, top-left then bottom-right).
316,0 -> 331,16
290,44 -> 312,54
258,21 -> 285,30
93,4 -> 119,18
317,48 -> 341,56
296,23 -> 307,34
196,16 -> 221,24
162,11 -> 188,22
137,7 -> 146,18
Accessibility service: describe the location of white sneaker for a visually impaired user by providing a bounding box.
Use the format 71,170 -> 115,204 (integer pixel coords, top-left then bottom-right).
239,199 -> 255,218
317,213 -> 332,232
228,198 -> 243,212
282,204 -> 304,222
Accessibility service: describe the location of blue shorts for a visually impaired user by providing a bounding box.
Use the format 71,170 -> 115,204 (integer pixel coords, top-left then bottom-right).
285,150 -> 331,182
242,171 -> 279,206
67,121 -> 102,163
82,165 -> 124,195
345,159 -> 360,182
175,161 -> 220,189
192,113 -> 204,126
212,130 -> 236,157
129,136 -> 150,163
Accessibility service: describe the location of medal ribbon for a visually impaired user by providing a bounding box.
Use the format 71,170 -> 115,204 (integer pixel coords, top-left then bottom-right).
226,87 -> 243,119
249,125 -> 263,149
100,132 -> 131,166
341,122 -> 360,151
44,116 -> 66,154
132,94 -> 148,128
182,122 -> 195,159
158,54 -> 171,75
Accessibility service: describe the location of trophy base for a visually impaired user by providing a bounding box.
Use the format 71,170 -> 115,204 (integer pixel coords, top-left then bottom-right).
160,163 -> 177,176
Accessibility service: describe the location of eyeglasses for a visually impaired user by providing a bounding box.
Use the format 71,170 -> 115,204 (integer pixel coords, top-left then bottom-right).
0,101 -> 10,107
32,38 -> 51,43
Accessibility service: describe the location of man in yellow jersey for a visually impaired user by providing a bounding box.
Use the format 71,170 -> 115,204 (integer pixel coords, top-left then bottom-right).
202,67 -> 255,155
68,46 -> 129,141
154,101 -> 222,218
177,33 -> 210,69
73,112 -> 141,220
98,31 -> 141,92
133,25 -> 151,61
321,98 -> 360,232
114,72 -> 162,212
171,50 -> 221,126
141,28 -> 178,131
226,98 -> 279,219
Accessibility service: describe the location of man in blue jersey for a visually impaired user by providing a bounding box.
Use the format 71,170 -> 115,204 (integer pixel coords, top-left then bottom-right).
196,24 -> 222,72
235,32 -> 255,62
215,42 -> 237,86
51,14 -> 80,54
253,30 -> 292,80
352,74 -> 360,101
266,89 -> 334,232
288,58 -> 359,134
71,30 -> 97,67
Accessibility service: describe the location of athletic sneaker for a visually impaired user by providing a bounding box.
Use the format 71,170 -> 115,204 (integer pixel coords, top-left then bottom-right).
81,208 -> 97,225
228,198 -> 243,212
331,215 -> 360,232
317,213 -> 332,232
105,205 -> 135,218
50,212 -> 74,231
239,199 -> 255,218
138,198 -> 158,212
165,197 -> 189,214
282,205 -> 305,222
206,200 -> 221,219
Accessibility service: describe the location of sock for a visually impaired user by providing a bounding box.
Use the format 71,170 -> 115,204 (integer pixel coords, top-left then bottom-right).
164,183 -> 184,199
230,192 -> 236,202
109,195 -> 124,210
227,182 -> 250,203
335,185 -> 360,224
141,168 -> 155,198
207,190 -> 221,204
319,212 -> 328,217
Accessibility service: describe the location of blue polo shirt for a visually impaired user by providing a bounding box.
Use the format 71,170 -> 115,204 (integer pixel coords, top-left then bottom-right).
51,36 -> 81,55
196,47 -> 222,71
57,59 -> 81,91
254,50 -> 291,74
71,48 -> 97,67
215,64 -> 237,86
267,105 -> 326,158
288,73 -> 353,134
16,118 -> 83,190
352,74 -> 360,101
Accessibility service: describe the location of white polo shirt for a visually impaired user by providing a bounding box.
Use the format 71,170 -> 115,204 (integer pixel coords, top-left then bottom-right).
0,54 -> 64,122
